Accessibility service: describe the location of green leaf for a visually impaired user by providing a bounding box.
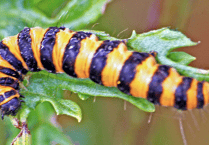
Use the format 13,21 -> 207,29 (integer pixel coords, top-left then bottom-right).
0,0 -> 112,38
44,98 -> 82,122
128,28 -> 209,81
168,51 -> 196,65
128,28 -> 197,54
78,93 -> 91,100
20,71 -> 82,122
21,71 -> 155,115
18,106 -> 31,122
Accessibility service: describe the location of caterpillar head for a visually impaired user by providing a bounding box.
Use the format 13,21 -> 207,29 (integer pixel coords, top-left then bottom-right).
0,91 -> 23,119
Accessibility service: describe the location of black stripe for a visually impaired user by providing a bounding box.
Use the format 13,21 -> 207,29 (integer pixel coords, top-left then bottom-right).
0,42 -> 28,74
117,52 -> 149,95
40,27 -> 60,73
0,90 -> 21,117
0,95 -> 3,102
4,90 -> 16,98
196,82 -> 204,109
0,78 -> 19,90
147,65 -> 170,105
89,40 -> 121,85
18,27 -> 40,72
0,67 -> 22,81
62,31 -> 92,77
174,77 -> 193,110
59,26 -> 66,30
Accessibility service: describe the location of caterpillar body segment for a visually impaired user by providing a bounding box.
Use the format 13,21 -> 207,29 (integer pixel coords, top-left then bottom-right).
0,87 -> 21,119
0,26 -> 208,118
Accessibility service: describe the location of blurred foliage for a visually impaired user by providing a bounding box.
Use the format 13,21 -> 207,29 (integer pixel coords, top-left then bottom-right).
0,0 -> 208,145
0,0 -> 110,38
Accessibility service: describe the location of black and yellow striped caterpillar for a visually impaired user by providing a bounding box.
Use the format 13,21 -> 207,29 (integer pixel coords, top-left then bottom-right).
0,26 -> 208,119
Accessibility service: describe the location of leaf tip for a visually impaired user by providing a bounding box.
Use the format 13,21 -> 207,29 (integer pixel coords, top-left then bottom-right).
129,30 -> 137,40
78,117 -> 82,123
101,0 -> 112,14
78,93 -> 91,100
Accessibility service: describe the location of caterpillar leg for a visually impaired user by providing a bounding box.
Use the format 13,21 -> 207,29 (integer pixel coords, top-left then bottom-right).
149,50 -> 158,57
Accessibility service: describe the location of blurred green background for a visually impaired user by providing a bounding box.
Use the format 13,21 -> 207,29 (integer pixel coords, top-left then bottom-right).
1,0 -> 209,145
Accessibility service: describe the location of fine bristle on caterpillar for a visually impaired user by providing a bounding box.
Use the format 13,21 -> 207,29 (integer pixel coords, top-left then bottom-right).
0,26 -> 208,119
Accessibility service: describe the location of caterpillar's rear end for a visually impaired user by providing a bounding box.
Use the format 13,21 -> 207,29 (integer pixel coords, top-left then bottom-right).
0,27 -> 208,119
0,58 -> 23,119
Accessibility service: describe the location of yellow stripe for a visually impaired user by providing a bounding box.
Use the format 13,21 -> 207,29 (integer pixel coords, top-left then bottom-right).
0,87 -> 19,106
160,68 -> 182,107
0,72 -> 18,81
30,27 -> 47,70
186,79 -> 198,109
2,36 -> 28,70
203,82 -> 209,106
129,56 -> 157,98
101,43 -> 132,87
74,34 -> 102,78
0,55 -> 15,70
0,86 -> 16,94
53,28 -> 76,73
0,94 -> 19,106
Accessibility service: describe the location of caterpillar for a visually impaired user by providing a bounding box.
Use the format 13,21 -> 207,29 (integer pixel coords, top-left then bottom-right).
0,26 -> 208,119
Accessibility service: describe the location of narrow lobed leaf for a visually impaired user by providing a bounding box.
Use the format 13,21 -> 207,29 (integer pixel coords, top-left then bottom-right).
127,28 -> 209,81
168,51 -> 196,65
20,71 -> 155,114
